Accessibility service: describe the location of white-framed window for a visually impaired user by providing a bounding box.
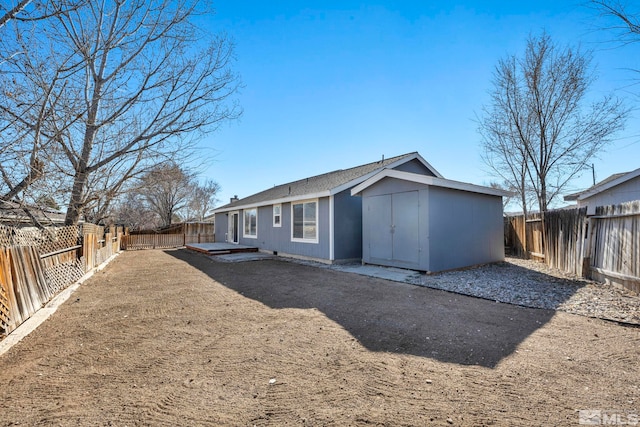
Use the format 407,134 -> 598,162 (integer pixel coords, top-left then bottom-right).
291,199 -> 318,243
273,204 -> 282,227
243,208 -> 257,238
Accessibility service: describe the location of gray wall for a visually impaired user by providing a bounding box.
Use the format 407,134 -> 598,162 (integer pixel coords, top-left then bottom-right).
360,177 -> 504,272
214,213 -> 228,242
579,176 -> 640,215
333,189 -> 364,260
393,158 -> 437,176
216,198 -> 332,260
427,187 -> 504,272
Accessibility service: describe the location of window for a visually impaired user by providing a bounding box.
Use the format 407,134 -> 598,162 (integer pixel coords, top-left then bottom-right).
291,200 -> 318,243
273,204 -> 282,227
243,208 -> 257,238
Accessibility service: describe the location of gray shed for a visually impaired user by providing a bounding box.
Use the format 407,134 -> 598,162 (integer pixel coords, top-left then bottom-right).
351,169 -> 511,273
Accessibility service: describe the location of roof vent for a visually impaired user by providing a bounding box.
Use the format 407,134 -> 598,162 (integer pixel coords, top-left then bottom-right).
230,195 -> 239,203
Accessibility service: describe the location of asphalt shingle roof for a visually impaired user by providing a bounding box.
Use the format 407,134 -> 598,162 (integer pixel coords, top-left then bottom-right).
216,152 -> 420,211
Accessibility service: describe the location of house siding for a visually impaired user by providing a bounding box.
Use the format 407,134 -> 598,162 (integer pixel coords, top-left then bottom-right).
332,189 -> 364,260
578,176 -> 640,215
214,213 -> 229,242
215,199 -> 331,260
393,158 -> 436,176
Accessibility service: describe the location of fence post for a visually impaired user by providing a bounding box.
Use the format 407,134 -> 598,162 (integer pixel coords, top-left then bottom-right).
581,217 -> 595,279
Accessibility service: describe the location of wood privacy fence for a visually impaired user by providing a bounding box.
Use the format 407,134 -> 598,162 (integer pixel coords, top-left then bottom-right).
121,233 -> 215,250
505,200 -> 640,293
0,224 -> 122,339
122,222 -> 215,250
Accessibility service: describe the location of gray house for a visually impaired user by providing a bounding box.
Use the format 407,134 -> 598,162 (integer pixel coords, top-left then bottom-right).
214,152 -> 510,271
564,168 -> 640,215
213,152 -> 441,263
351,169 -> 510,272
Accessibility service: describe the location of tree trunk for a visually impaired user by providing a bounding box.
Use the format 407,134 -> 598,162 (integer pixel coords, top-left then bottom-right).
64,170 -> 88,225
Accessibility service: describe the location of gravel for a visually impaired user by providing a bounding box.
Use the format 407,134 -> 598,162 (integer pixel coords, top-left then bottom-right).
407,257 -> 640,325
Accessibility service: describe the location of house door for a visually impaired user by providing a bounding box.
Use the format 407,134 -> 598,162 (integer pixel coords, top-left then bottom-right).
366,191 -> 419,265
228,211 -> 239,244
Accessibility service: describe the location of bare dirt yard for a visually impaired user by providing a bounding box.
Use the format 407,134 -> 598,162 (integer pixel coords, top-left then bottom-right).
1,249 -> 639,426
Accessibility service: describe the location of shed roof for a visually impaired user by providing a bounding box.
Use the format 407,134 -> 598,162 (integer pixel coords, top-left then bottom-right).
564,168 -> 640,202
214,152 -> 442,213
350,169 -> 513,197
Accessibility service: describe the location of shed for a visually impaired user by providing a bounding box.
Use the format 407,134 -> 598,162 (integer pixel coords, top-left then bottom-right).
351,169 -> 511,273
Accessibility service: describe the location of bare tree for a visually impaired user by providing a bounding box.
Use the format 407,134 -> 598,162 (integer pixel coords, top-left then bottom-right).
108,192 -> 159,231
0,1 -> 32,29
478,32 -> 628,214
185,179 -> 220,221
0,0 -> 241,226
139,163 -> 195,227
591,1 -> 640,45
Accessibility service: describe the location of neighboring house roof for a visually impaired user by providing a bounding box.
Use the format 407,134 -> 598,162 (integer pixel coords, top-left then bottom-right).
0,200 -> 66,226
351,169 -> 513,197
564,168 -> 640,202
214,152 -> 442,213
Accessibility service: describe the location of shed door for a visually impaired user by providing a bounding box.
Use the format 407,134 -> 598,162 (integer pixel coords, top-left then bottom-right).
368,195 -> 393,260
366,191 -> 419,265
392,191 -> 420,264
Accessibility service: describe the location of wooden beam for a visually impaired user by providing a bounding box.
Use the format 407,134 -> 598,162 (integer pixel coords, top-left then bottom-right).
590,266 -> 640,285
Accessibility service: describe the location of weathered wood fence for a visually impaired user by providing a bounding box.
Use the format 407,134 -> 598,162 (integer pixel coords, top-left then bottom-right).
120,233 -> 214,250
505,200 -> 640,293
0,224 -> 123,339
121,222 -> 215,250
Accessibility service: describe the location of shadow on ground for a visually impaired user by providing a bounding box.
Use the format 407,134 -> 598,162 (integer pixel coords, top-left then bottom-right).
169,250 -> 574,369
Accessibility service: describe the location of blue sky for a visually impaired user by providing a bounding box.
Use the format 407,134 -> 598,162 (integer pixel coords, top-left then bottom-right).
198,1 -> 640,210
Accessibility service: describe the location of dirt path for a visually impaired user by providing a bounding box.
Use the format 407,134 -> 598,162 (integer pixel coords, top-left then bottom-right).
1,249 -> 639,426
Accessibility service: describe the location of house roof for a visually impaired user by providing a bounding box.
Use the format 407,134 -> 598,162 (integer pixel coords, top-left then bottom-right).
214,152 -> 442,213
351,169 -> 513,198
0,199 -> 66,226
564,168 -> 640,202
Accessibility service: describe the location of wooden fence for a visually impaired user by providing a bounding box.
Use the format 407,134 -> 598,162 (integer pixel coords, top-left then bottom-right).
0,224 -> 122,339
588,201 -> 640,293
121,233 -> 215,250
505,201 -> 640,293
122,222 -> 215,250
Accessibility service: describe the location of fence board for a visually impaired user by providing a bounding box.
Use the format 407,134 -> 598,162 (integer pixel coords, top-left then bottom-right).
590,201 -> 640,293
506,201 -> 640,293
0,223 -> 122,339
121,233 -> 214,250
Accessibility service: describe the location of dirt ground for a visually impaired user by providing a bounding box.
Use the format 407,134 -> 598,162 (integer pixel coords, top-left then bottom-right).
1,249 -> 639,426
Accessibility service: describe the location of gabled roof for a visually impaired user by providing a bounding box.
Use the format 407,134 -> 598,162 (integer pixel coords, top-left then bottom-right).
214,152 -> 442,213
564,168 -> 640,202
351,169 -> 513,197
